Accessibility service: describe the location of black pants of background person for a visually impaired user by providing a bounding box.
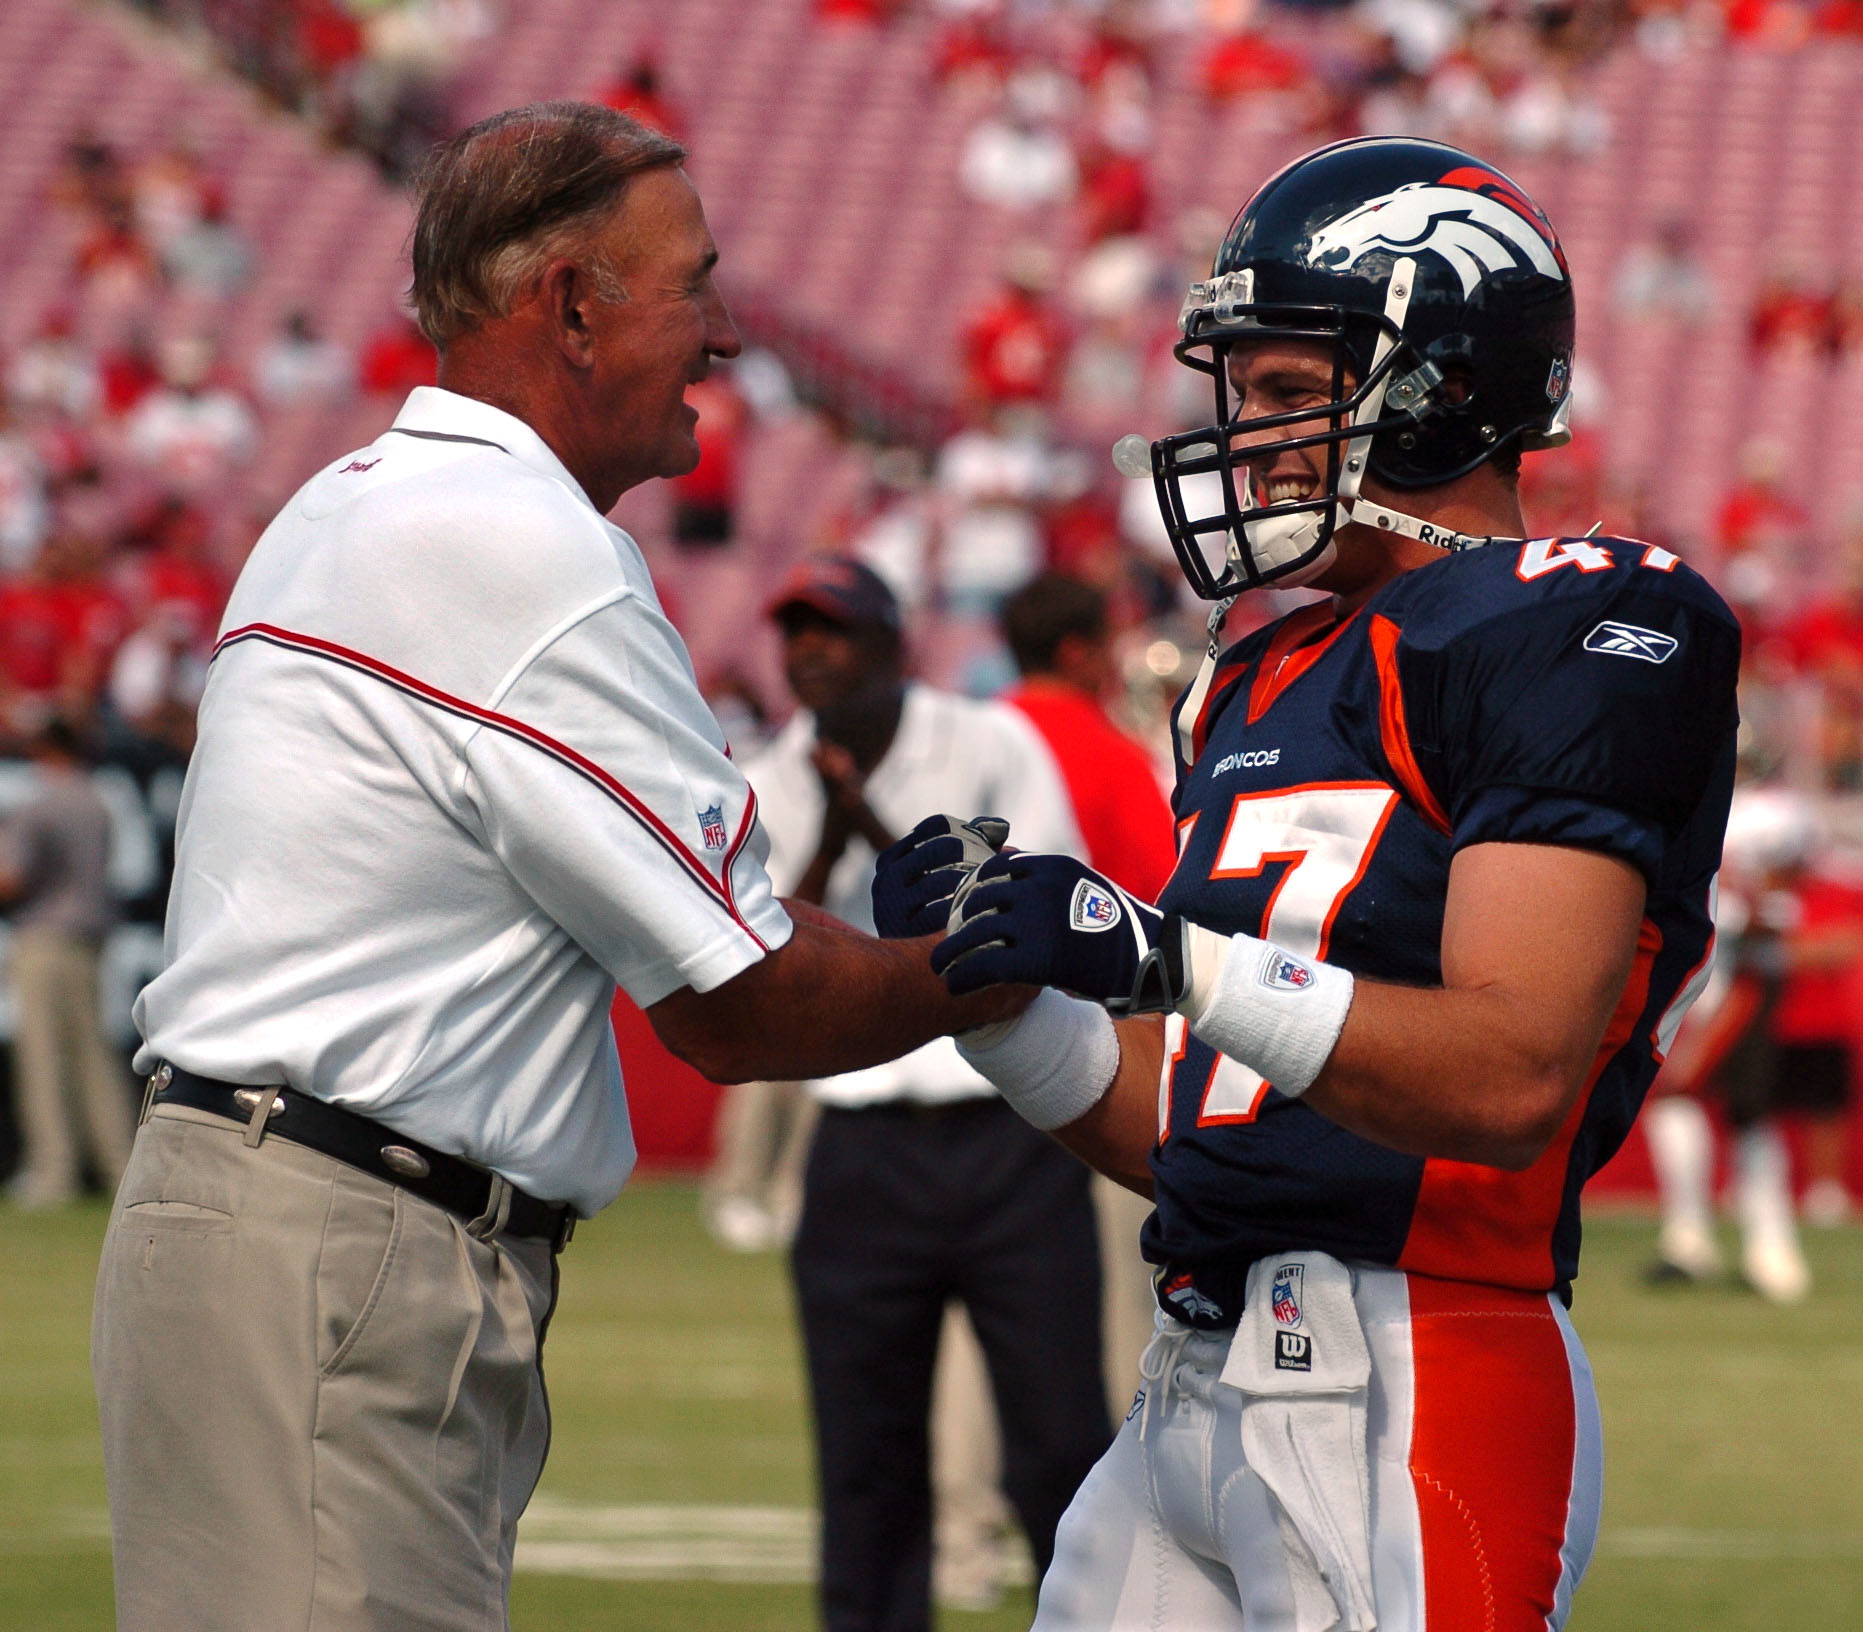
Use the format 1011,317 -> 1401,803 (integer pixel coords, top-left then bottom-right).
792,1097 -> 1112,1632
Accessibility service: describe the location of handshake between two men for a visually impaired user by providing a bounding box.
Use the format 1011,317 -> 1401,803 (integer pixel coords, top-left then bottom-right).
868,815 -> 1358,1176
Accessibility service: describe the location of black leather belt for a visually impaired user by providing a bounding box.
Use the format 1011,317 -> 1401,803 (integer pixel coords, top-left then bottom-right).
146,1064 -> 576,1250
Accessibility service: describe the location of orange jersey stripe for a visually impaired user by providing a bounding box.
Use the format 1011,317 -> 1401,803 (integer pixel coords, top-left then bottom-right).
1369,613 -> 1452,835
1247,604 -> 1358,724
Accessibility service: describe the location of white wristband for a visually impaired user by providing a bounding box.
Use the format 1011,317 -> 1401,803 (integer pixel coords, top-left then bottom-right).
1176,923 -> 1354,1098
955,988 -> 1121,1131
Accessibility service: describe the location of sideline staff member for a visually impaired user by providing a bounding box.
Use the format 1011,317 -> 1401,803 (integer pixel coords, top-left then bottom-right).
750,557 -> 1108,1631
95,102 -> 1019,1632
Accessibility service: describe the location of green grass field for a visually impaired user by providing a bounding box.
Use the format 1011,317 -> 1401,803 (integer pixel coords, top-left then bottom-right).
3,1183 -> 1859,1630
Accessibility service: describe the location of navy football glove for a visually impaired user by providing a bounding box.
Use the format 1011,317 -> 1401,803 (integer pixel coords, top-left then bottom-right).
931,852 -> 1185,1016
871,814 -> 1012,939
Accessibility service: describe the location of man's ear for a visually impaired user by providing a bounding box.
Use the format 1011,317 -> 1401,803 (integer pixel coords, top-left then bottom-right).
540,259 -> 597,369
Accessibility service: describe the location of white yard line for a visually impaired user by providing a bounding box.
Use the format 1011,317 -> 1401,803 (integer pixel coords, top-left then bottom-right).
1601,1528 -> 1863,1560
515,1497 -> 1863,1583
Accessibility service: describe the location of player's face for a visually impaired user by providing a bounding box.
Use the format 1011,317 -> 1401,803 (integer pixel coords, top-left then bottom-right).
1221,336 -> 1349,511
583,167 -> 741,493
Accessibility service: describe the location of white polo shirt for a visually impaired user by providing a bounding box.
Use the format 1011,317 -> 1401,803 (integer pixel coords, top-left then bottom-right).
135,388 -> 793,1214
745,685 -> 1081,1106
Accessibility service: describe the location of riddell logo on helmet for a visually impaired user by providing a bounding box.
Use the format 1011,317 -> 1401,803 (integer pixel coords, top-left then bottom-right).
1304,175 -> 1566,299
1415,521 -> 1482,550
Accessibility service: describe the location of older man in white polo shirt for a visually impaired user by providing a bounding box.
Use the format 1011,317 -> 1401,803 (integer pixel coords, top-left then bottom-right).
93,102 -> 1026,1632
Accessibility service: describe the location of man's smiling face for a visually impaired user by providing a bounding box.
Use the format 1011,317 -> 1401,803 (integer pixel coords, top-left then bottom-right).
581,166 -> 740,495
1222,334 -> 1350,514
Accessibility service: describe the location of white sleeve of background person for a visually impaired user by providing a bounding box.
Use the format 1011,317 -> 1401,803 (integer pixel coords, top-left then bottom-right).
1178,922 -> 1354,1098
739,717 -> 828,899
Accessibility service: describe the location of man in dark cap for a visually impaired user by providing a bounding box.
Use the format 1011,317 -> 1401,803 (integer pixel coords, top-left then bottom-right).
744,555 -> 1112,1632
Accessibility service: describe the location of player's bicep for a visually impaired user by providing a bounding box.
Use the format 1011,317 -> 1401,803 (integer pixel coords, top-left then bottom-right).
1440,841 -> 1647,1083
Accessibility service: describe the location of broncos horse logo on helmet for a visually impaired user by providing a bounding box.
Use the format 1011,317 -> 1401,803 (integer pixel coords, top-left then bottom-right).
1139,138 -> 1576,600
1304,180 -> 1566,298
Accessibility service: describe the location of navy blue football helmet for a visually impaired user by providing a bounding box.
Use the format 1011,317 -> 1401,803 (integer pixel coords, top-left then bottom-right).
1143,137 -> 1576,599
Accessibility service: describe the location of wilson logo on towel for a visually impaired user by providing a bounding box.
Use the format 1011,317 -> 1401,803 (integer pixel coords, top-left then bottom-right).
1275,1331 -> 1313,1372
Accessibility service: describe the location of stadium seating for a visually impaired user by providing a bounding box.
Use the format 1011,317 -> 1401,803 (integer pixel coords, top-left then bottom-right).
7,0 -> 1863,616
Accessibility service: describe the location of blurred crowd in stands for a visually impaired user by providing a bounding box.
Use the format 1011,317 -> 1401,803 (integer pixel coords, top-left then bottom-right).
127,0 -> 498,177
0,130 -> 440,766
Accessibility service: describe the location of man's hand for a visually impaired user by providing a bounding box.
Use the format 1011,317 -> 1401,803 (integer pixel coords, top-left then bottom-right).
647,913 -> 1034,1084
794,742 -> 898,906
871,813 -> 1010,938
932,851 -> 1172,1015
810,741 -> 894,853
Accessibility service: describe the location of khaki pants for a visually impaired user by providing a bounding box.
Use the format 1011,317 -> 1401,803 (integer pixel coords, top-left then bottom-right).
8,927 -> 134,1204
93,1104 -> 557,1632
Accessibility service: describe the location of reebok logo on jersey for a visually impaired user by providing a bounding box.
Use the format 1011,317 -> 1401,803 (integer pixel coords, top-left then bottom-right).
1583,620 -> 1678,664
1258,949 -> 1316,991
1069,879 -> 1123,932
697,804 -> 728,851
1211,748 -> 1281,777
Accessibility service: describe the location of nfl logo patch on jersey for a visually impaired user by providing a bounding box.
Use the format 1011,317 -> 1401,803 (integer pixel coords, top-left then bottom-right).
1270,1263 -> 1304,1328
697,804 -> 729,851
1069,878 -> 1123,932
1258,949 -> 1316,991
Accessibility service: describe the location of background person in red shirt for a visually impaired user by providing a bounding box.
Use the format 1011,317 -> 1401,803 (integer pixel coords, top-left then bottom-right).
998,570 -> 1175,900
0,529 -> 128,746
959,245 -> 1069,414
1767,868 -> 1863,1225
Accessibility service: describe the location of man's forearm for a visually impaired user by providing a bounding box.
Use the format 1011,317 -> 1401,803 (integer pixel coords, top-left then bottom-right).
1047,1014 -> 1163,1197
647,914 -> 1025,1083
1298,978 -> 1616,1170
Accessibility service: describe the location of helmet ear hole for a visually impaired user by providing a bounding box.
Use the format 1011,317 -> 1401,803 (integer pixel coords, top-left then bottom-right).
1437,364 -> 1475,407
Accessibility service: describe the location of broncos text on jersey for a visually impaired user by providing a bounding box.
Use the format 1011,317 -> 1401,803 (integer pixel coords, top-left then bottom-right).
1145,535 -> 1740,1322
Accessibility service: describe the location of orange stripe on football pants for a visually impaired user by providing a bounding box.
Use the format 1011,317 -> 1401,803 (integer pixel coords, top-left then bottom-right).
1405,1273 -> 1579,1631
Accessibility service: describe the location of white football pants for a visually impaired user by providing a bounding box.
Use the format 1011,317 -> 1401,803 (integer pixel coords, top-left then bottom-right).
1032,1265 -> 1602,1632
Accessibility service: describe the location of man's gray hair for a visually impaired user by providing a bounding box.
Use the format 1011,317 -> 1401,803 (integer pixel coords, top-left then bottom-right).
409,101 -> 686,348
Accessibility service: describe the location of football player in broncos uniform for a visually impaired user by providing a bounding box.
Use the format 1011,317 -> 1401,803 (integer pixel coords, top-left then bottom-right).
872,137 -> 1739,1632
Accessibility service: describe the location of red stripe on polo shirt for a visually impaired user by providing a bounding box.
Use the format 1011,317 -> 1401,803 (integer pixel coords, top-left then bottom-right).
213,622 -> 768,950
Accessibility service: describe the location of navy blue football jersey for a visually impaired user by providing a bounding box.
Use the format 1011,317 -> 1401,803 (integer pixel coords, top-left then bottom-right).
1145,535 -> 1739,1316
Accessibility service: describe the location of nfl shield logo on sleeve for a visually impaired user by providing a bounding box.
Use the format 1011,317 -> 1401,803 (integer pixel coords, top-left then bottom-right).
697,804 -> 729,851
